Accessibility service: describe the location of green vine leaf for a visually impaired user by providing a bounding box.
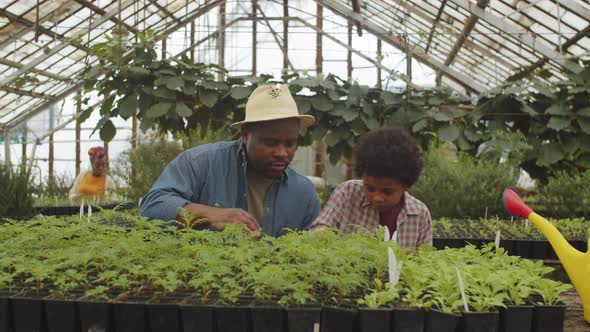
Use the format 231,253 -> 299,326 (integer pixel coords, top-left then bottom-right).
175,102 -> 192,117
146,102 -> 173,118
545,102 -> 570,116
165,77 -> 185,90
198,89 -> 219,108
118,93 -> 138,118
547,116 -> 571,131
99,119 -> 116,142
311,95 -> 333,111
230,86 -> 253,100
412,119 -> 428,133
577,107 -> 590,117
577,118 -> 590,134
537,143 -> 564,166
438,125 -> 459,142
381,91 -> 402,105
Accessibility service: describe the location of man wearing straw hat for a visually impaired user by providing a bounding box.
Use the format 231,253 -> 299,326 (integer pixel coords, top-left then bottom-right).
140,85 -> 321,236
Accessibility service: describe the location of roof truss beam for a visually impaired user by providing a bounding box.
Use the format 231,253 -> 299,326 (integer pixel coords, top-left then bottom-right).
316,0 -> 486,92
446,0 -> 583,73
375,0 -> 512,80
530,23 -> 590,72
0,0 -> 80,51
72,0 -> 139,34
4,0 -> 222,129
146,0 -> 182,25
436,0 -> 490,84
0,57 -> 68,81
0,7 -> 91,53
426,0 -> 447,52
1,86 -> 57,100
0,0 -> 136,89
554,0 -> 590,21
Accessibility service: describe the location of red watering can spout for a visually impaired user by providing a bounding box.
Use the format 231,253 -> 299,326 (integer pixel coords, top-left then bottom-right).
502,188 -> 533,218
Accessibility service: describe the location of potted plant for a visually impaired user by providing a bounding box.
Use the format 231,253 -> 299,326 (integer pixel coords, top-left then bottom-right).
356,279 -> 399,332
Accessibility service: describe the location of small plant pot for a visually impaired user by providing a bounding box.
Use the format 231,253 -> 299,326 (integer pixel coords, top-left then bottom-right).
249,303 -> 286,332
532,303 -> 566,332
286,305 -> 321,332
530,240 -> 549,259
146,296 -> 181,332
499,239 -> 515,254
0,291 -> 16,332
320,305 -> 357,332
11,295 -> 45,332
462,311 -> 499,332
571,240 -> 588,253
433,238 -> 447,250
215,301 -> 251,332
512,240 -> 532,258
424,309 -> 460,332
77,299 -> 113,332
500,305 -> 533,332
0,299 -> 10,332
44,298 -> 78,332
358,307 -> 391,332
466,238 -> 487,249
179,301 -> 215,332
112,294 -> 149,332
547,246 -> 558,260
446,239 -> 464,249
392,307 -> 425,332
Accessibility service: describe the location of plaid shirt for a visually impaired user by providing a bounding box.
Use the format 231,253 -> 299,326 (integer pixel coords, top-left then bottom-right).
311,180 -> 432,248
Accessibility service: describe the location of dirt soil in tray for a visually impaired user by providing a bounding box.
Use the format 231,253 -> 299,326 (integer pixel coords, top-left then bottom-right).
562,289 -> 590,332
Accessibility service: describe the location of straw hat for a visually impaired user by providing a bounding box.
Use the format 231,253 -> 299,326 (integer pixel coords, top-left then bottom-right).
230,84 -> 315,130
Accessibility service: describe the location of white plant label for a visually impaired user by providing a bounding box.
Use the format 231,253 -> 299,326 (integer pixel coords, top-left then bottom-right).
392,230 -> 398,244
313,322 -> 320,332
79,199 -> 85,220
87,204 -> 92,222
495,230 -> 501,251
138,197 -> 143,209
525,219 -> 529,231
388,247 -> 401,287
455,265 -> 469,312
384,226 -> 390,242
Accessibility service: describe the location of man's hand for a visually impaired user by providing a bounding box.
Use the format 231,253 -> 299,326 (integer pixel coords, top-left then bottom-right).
179,203 -> 261,233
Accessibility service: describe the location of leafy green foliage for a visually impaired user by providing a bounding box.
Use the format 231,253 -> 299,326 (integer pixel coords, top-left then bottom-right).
0,164 -> 33,220
477,59 -> 590,179
111,123 -> 233,202
111,135 -> 183,202
80,30 -> 229,138
0,212 -> 572,310
410,144 -> 517,218
29,172 -> 72,203
537,170 -> 590,218
81,32 -> 589,180
432,217 -> 589,241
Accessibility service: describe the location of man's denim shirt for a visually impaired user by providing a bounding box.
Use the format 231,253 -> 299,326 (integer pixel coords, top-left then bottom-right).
139,140 -> 321,237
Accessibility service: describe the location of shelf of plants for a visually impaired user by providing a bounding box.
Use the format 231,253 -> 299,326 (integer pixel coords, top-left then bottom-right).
0,210 -> 574,332
432,218 -> 589,260
32,202 -> 135,217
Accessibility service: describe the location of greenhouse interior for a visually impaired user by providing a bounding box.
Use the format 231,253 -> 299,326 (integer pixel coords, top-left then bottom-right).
0,0 -> 589,331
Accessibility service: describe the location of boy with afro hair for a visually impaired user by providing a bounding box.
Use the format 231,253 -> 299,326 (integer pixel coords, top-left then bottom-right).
310,126 -> 432,248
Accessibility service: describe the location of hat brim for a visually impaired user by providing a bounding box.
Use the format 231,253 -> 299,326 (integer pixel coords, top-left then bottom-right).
230,114 -> 315,130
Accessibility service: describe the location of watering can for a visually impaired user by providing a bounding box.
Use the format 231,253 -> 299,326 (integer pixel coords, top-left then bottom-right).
502,188 -> 590,323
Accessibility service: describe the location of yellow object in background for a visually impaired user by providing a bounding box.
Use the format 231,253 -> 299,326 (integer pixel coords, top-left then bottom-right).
78,172 -> 106,196
503,188 -> 590,324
